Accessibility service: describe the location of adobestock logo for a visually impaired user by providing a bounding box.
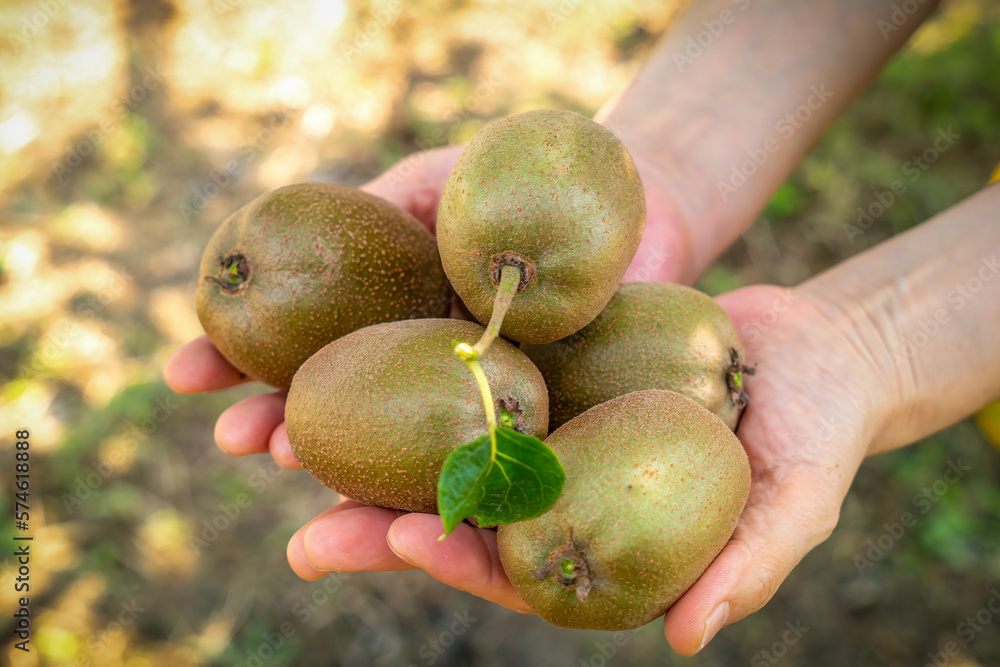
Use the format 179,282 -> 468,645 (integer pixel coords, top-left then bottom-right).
6,0 -> 71,52
338,1 -> 404,62
750,620 -> 809,666
844,126 -> 959,244
671,0 -> 752,72
407,610 -> 477,666
739,289 -> 797,344
578,632 -> 630,667
892,254 -> 997,367
61,395 -> 179,513
180,112 -> 291,224
50,66 -> 165,182
878,0 -> 934,40
716,85 -> 833,201
624,244 -> 672,282
383,75 -> 499,194
190,460 -> 286,553
923,589 -> 1000,667
854,459 -> 969,575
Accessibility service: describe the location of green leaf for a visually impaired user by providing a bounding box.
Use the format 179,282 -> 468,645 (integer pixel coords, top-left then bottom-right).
437,433 -> 492,535
437,427 -> 565,536
474,428 -> 565,527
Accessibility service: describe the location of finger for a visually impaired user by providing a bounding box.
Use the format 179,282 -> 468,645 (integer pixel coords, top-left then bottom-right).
360,145 -> 465,230
287,500 -> 367,580
385,513 -> 533,614
164,336 -> 250,394
300,505 -> 413,574
663,470 -> 842,655
269,422 -> 302,469
214,392 -> 286,457
714,285 -> 792,326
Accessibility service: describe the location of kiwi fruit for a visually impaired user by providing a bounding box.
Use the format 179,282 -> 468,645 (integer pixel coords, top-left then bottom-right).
196,182 -> 450,388
285,319 -> 549,513
497,390 -> 750,631
522,282 -> 751,431
435,109 -> 646,345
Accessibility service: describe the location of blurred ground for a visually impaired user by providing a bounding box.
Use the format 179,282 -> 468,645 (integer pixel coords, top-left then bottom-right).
1,0 -> 999,665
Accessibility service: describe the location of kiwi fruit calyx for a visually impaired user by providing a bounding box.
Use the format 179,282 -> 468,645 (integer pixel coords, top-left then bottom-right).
495,394 -> 526,432
206,253 -> 251,295
727,347 -> 756,411
533,533 -> 593,602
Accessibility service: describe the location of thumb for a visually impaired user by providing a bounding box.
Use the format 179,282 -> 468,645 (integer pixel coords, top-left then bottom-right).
663,468 -> 843,655
619,167 -> 693,285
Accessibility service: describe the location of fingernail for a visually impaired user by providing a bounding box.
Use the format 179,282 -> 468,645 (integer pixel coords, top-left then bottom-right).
698,602 -> 730,652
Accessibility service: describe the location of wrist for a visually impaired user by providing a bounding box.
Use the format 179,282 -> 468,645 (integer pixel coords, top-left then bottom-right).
719,283 -> 885,466
605,120 -> 739,284
616,135 -> 699,285
797,185 -> 1000,455
793,282 -> 908,458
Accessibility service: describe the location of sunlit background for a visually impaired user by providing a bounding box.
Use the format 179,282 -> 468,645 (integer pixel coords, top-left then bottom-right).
1,0 -> 999,665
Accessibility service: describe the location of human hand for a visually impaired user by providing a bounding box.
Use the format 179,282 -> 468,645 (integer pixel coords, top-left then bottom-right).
287,284 -> 891,653
164,130 -> 695,467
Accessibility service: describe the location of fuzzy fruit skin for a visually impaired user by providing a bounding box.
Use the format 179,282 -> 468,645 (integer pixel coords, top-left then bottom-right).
196,182 -> 450,388
497,390 -> 750,631
522,282 -> 746,431
436,110 -> 646,344
285,319 -> 549,513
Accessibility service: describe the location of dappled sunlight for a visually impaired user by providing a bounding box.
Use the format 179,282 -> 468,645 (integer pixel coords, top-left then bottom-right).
910,0 -> 981,54
33,573 -> 106,660
98,433 -> 141,475
136,509 -> 197,579
50,203 -> 127,251
0,1 -> 123,188
0,381 -> 64,452
148,285 -> 206,345
0,523 -> 81,612
37,316 -> 122,375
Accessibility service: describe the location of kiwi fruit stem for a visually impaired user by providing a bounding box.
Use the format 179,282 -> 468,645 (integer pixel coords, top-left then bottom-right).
451,264 -> 523,467
446,265 -> 525,540
440,348 -> 499,542
454,350 -> 499,432
472,264 -> 522,357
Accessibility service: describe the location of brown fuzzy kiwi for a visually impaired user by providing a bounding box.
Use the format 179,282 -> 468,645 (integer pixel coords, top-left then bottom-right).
497,390 -> 750,631
196,182 -> 450,388
285,319 -> 549,513
522,282 -> 751,431
435,110 -> 646,345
